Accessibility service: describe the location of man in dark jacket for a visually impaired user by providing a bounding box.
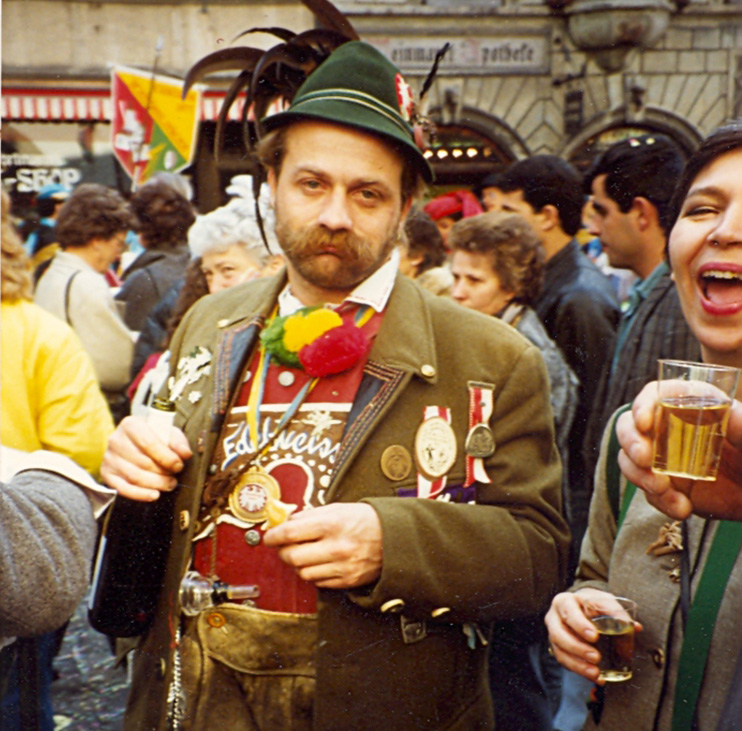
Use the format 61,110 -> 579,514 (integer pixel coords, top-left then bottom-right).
499,156 -> 620,567
100,39 -> 569,731
581,134 -> 701,485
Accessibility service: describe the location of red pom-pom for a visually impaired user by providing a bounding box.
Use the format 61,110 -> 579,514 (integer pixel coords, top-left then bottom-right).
299,322 -> 369,377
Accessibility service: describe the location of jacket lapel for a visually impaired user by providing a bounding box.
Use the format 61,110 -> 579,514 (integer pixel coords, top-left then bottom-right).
209,273 -> 287,433
327,275 -> 438,499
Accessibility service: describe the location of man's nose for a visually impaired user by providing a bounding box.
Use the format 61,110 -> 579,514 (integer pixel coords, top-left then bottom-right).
317,188 -> 353,231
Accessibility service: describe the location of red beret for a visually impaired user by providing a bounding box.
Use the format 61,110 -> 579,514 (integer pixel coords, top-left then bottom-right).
424,190 -> 483,221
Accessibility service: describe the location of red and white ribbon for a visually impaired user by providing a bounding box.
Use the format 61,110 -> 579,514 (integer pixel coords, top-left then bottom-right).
465,384 -> 493,488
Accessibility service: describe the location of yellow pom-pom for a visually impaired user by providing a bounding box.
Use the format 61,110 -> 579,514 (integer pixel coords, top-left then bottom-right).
283,309 -> 342,352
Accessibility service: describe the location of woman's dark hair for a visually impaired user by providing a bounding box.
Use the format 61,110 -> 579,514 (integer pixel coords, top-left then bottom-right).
668,120 -> 742,232
449,210 -> 545,306
165,257 -> 209,345
403,208 -> 447,274
55,184 -> 136,249
131,179 -> 196,250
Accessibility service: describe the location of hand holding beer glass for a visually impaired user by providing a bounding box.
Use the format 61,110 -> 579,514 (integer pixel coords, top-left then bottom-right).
652,360 -> 741,481
545,589 -> 641,684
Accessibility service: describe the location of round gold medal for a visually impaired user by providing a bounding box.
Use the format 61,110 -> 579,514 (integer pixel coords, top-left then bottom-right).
380,445 -> 413,482
414,416 -> 457,480
228,469 -> 281,524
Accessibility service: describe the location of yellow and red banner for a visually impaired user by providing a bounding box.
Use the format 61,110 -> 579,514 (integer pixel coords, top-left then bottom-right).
111,65 -> 201,185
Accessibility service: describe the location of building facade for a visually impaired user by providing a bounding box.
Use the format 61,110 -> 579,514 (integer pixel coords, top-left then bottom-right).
3,0 -> 741,210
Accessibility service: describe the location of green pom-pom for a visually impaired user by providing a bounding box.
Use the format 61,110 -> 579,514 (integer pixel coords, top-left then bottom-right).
260,315 -> 302,368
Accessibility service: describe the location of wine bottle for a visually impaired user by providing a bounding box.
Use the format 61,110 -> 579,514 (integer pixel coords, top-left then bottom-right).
88,398 -> 178,637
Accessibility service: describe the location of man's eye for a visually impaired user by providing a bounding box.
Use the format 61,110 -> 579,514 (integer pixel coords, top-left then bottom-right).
357,189 -> 381,204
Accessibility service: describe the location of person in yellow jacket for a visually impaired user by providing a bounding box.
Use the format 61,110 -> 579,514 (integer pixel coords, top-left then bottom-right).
1,190 -> 113,477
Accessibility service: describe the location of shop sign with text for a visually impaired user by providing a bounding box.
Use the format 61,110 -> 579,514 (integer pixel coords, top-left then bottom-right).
370,34 -> 550,75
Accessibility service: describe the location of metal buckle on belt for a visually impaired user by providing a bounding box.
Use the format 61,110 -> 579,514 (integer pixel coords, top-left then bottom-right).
400,615 -> 427,644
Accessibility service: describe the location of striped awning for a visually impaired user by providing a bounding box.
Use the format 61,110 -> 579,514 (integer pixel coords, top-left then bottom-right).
2,87 -> 246,122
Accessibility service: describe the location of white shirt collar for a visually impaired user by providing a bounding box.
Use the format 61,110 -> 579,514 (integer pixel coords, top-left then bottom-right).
278,248 -> 399,316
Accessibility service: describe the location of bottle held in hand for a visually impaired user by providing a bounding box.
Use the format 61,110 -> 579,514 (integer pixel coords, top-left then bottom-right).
88,398 -> 179,637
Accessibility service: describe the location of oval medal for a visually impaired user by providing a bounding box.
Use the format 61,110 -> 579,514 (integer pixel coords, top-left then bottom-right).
228,469 -> 281,524
415,416 -> 457,479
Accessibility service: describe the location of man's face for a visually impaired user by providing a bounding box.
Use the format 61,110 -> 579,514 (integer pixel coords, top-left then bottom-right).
451,250 -> 513,316
499,189 -> 545,240
268,120 -> 411,302
589,174 -> 642,271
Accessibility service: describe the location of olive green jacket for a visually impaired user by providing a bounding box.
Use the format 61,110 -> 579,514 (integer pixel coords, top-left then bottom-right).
125,272 -> 569,731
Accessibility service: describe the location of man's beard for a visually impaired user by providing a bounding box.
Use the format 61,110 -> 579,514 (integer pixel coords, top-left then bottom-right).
276,215 -> 398,292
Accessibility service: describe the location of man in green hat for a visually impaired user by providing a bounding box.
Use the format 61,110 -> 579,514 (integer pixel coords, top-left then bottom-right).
102,40 -> 568,731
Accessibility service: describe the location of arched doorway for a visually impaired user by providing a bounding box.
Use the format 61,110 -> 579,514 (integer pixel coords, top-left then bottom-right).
425,106 -> 526,193
562,107 -> 703,172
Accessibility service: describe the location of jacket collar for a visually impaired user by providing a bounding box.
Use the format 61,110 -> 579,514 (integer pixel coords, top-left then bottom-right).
215,270 -> 438,381
369,273 -> 438,382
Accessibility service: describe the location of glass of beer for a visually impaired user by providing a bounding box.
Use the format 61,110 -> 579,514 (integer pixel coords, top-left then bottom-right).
652,360 -> 740,480
586,596 -> 638,682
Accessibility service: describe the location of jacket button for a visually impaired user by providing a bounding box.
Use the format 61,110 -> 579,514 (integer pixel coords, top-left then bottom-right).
651,648 -> 665,668
207,612 -> 226,628
380,598 -> 405,614
179,510 -> 190,531
157,658 -> 167,679
208,463 -> 217,475
244,529 -> 261,546
421,364 -> 436,378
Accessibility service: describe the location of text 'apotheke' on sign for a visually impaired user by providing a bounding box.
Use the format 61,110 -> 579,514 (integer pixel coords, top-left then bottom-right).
370,35 -> 550,76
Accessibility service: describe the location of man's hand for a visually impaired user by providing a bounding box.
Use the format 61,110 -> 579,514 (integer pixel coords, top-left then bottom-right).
545,589 -> 641,684
616,383 -> 742,521
263,503 -> 383,589
101,416 -> 193,501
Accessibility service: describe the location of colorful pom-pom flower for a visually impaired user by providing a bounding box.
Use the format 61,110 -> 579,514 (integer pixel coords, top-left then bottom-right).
259,306 -> 370,377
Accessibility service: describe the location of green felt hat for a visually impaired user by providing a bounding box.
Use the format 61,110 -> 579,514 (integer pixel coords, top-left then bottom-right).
262,41 -> 433,182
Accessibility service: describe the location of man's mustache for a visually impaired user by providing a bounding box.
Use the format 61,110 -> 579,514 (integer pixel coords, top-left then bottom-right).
284,227 -> 372,263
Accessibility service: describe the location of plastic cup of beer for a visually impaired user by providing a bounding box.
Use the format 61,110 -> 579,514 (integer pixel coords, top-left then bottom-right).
652,360 -> 740,481
586,596 -> 638,682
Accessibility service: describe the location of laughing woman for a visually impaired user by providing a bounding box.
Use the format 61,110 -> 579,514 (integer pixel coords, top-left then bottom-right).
545,121 -> 742,731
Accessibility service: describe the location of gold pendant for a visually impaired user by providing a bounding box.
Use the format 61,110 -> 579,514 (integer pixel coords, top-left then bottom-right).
228,468 -> 281,524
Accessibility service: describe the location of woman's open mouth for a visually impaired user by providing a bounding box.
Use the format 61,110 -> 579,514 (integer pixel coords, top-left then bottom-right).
699,265 -> 742,315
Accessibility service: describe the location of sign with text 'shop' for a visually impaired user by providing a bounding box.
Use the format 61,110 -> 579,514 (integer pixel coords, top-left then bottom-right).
111,65 -> 201,185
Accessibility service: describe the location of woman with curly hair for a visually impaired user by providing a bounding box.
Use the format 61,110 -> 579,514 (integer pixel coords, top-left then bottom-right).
34,183 -> 137,421
115,177 -> 195,331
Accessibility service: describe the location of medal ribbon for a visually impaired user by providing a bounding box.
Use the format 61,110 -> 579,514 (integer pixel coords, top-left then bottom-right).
245,349 -> 318,454
465,384 -> 493,488
417,406 -> 451,499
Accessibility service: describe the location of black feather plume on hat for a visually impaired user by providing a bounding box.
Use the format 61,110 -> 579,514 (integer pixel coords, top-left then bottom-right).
183,0 -> 358,163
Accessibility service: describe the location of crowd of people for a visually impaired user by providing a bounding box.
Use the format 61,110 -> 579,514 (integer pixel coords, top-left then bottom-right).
2,27 -> 742,731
